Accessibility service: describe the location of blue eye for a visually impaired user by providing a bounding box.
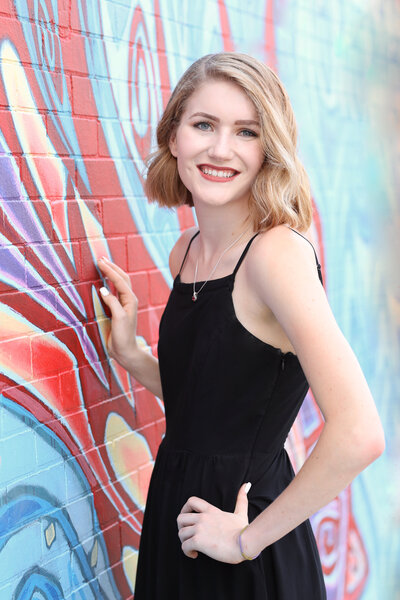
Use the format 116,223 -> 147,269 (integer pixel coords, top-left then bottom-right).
194,121 -> 212,131
239,129 -> 257,137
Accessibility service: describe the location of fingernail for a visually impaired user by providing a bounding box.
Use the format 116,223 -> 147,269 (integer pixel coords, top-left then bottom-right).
244,482 -> 252,494
100,286 -> 109,296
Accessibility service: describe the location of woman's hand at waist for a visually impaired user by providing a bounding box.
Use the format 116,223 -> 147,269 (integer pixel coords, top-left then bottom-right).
177,483 -> 253,563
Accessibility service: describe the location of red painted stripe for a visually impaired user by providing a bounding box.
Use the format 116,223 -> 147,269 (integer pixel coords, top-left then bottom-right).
312,197 -> 326,288
265,0 -> 277,71
217,0 -> 234,51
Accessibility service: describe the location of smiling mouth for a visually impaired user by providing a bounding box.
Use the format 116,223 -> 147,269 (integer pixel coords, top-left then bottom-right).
197,165 -> 239,180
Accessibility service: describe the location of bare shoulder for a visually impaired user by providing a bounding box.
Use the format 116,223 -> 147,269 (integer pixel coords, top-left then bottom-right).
169,226 -> 199,279
246,223 -> 331,369
248,225 -> 319,295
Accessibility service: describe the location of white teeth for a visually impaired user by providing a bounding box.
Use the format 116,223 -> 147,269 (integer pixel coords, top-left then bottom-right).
201,167 -> 235,178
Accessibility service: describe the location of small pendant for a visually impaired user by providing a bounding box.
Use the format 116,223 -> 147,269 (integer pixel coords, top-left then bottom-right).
192,292 -> 198,302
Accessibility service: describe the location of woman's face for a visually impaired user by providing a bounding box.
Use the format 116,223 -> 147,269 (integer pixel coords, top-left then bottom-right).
169,79 -> 264,210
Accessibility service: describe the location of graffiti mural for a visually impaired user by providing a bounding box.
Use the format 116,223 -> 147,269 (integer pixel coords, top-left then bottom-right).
0,1 -> 398,598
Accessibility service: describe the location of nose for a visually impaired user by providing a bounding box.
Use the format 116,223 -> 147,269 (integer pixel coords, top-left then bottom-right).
208,131 -> 234,162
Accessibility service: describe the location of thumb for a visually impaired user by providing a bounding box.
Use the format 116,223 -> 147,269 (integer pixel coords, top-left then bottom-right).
234,482 -> 251,516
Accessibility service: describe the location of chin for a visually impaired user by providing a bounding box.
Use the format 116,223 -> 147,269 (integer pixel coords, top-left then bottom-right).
198,196 -> 238,208
192,188 -> 245,206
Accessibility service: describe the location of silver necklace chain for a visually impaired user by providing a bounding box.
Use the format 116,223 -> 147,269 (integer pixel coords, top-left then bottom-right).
192,228 -> 250,302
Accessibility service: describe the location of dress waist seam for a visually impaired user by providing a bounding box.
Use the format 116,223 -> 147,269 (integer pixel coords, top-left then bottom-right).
159,440 -> 282,460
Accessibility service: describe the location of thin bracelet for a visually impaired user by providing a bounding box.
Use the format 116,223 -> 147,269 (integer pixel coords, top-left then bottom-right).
238,525 -> 261,561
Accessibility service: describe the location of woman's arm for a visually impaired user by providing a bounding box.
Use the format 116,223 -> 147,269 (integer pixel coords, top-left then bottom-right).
239,226 -> 385,557
97,227 -> 197,399
177,225 -> 385,563
115,342 -> 163,400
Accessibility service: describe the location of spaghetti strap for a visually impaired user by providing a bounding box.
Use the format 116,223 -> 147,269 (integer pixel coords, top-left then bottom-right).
232,233 -> 260,279
289,228 -> 323,285
178,230 -> 200,275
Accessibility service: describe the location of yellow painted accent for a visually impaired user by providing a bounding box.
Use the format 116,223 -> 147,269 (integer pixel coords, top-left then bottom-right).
122,546 -> 139,594
91,539 -> 98,567
105,413 -> 153,510
75,187 -> 109,264
92,286 -> 112,345
137,336 -> 152,353
0,304 -> 39,342
45,522 -> 56,548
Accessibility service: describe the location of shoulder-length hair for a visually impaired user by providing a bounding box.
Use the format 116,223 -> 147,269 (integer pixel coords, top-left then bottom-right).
145,52 -> 312,232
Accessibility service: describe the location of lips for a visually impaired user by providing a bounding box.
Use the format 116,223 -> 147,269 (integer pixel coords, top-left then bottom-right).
197,164 -> 239,182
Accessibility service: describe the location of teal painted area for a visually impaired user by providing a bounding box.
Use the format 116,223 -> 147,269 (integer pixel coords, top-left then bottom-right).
0,396 -> 120,600
275,2 -> 400,598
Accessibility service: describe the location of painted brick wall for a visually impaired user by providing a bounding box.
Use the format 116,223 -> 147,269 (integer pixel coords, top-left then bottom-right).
0,1 -> 399,599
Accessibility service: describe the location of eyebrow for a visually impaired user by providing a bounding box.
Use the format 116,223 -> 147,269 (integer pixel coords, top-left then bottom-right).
188,112 -> 260,126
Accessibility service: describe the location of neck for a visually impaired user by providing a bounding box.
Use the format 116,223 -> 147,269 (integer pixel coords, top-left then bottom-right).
193,204 -> 254,261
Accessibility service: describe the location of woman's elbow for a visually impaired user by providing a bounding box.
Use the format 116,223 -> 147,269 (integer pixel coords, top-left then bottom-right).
367,427 -> 385,461
353,422 -> 385,469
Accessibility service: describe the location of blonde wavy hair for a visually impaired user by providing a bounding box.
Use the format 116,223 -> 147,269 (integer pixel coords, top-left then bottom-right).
145,52 -> 312,232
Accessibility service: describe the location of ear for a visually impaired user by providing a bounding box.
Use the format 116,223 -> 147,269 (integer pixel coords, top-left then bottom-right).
169,131 -> 177,157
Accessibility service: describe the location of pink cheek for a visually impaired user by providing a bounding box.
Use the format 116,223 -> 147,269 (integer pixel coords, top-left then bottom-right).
176,163 -> 194,190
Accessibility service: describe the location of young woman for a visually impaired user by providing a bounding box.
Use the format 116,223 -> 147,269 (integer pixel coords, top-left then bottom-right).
97,53 -> 385,599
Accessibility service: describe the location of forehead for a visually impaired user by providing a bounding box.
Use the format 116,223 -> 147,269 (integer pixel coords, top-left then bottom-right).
182,79 -> 258,121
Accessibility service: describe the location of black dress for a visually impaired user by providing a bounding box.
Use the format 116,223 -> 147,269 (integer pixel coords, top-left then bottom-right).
134,230 -> 327,599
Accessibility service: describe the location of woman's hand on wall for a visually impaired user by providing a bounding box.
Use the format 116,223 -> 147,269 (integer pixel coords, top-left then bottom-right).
97,257 -> 139,366
97,257 -> 163,398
